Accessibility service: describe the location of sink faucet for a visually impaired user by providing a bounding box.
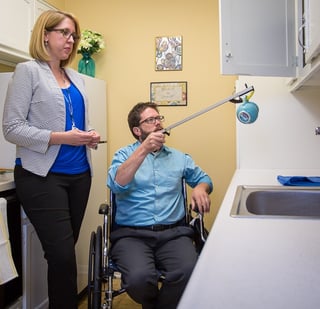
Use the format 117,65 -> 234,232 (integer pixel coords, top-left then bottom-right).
315,127 -> 320,135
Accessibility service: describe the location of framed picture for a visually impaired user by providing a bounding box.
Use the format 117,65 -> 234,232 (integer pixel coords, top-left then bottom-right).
150,81 -> 187,106
155,36 -> 182,71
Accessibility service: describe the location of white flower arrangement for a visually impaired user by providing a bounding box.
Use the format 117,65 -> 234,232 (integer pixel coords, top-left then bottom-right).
77,29 -> 105,56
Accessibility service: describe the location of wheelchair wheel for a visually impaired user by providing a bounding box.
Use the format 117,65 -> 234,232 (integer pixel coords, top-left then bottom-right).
88,231 -> 95,309
87,226 -> 102,309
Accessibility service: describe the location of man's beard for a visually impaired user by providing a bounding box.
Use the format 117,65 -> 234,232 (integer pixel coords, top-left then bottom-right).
140,130 -> 149,142
139,127 -> 162,142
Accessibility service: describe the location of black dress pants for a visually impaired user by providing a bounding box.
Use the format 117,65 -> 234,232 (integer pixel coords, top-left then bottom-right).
14,165 -> 91,309
110,226 -> 198,309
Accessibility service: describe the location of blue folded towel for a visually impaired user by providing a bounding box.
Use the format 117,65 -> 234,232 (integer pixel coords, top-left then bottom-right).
277,175 -> 320,186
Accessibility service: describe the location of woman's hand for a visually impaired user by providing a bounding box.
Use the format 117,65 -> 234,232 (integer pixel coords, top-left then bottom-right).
87,130 -> 101,149
50,129 -> 101,147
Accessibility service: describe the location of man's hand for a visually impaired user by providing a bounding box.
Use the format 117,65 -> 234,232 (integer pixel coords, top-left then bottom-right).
142,131 -> 166,153
190,183 -> 211,213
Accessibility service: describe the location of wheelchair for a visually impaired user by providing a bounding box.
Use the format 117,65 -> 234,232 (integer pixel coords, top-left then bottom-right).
87,179 -> 208,309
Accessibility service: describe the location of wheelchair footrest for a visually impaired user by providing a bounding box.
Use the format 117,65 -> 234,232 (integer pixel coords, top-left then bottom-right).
113,288 -> 126,297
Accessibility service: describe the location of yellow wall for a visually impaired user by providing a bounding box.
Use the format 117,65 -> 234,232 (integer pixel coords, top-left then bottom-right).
48,0 -> 237,227
46,0 -> 64,9
0,63 -> 14,72
0,1 -> 238,228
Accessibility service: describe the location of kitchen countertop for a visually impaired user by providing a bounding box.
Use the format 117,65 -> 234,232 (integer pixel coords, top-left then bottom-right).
178,169 -> 320,309
0,172 -> 15,192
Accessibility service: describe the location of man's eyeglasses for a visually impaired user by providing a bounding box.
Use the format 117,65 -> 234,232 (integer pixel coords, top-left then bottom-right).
46,28 -> 80,41
139,115 -> 165,125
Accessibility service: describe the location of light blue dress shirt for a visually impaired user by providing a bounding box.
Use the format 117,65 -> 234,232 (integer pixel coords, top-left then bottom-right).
107,141 -> 213,226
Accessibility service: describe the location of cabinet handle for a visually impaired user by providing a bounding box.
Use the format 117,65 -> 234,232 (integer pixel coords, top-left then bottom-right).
298,16 -> 307,53
225,52 -> 232,58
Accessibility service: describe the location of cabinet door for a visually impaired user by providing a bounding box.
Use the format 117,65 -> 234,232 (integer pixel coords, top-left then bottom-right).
219,0 -> 296,77
22,220 -> 48,309
304,0 -> 320,63
0,0 -> 34,55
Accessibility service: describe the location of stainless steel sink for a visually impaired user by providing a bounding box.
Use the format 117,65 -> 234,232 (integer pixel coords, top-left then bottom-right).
230,185 -> 320,218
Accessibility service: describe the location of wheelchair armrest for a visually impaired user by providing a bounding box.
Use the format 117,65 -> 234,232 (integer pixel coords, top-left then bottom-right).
187,204 -> 202,222
188,205 -> 208,244
99,202 -> 110,215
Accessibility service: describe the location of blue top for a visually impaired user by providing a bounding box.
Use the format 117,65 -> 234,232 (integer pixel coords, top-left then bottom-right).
50,83 -> 89,174
107,141 -> 213,226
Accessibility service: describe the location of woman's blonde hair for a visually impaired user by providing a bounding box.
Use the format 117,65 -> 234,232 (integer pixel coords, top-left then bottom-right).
29,10 -> 81,67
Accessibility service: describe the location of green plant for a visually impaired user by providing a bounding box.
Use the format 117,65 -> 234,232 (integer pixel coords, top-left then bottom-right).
77,29 -> 105,56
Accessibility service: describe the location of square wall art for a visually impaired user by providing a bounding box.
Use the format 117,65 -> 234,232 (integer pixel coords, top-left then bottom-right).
155,36 -> 182,71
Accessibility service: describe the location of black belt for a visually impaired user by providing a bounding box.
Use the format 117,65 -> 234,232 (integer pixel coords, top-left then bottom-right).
120,218 -> 185,231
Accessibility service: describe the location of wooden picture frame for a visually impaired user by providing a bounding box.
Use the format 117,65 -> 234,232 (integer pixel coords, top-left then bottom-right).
150,81 -> 187,106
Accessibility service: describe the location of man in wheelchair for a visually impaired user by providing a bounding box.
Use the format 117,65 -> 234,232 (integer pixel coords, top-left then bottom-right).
107,102 -> 213,309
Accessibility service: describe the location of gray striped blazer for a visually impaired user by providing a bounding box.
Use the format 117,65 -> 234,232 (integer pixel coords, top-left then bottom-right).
2,60 -> 93,177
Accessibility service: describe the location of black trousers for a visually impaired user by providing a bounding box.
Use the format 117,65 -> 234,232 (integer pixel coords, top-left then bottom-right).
14,165 -> 91,309
110,226 -> 198,309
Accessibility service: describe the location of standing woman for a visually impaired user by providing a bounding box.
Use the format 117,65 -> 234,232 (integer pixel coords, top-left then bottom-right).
2,10 -> 100,308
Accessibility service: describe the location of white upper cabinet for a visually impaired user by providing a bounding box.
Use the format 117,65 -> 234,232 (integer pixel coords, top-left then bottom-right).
219,0 -> 296,77
289,0 -> 320,90
0,0 -> 55,66
0,0 -> 34,64
303,0 -> 320,63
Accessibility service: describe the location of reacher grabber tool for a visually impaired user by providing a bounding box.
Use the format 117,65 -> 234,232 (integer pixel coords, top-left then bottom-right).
162,86 -> 254,135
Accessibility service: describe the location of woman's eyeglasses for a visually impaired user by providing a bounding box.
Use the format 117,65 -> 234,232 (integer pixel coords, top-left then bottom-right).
46,28 -> 80,41
139,115 -> 165,125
